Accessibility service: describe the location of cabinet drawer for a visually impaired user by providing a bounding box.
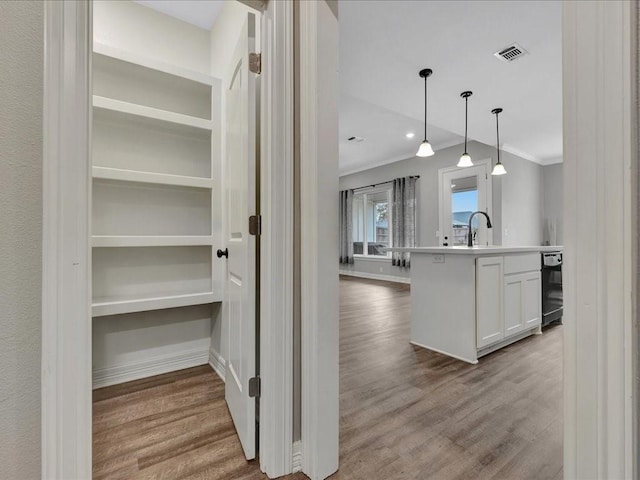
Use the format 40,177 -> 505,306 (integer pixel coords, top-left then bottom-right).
504,253 -> 540,275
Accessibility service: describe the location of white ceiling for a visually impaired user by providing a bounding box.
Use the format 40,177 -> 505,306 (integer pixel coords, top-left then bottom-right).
340,94 -> 463,175
135,1 -> 224,30
340,0 -> 563,174
133,0 -> 562,174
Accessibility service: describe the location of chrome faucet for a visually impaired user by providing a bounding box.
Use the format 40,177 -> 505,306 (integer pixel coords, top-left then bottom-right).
467,211 -> 493,247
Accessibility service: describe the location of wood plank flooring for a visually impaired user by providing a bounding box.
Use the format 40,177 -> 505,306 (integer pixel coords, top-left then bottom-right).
330,276 -> 562,480
93,276 -> 562,480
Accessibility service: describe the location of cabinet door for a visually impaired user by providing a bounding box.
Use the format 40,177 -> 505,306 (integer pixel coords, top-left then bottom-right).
476,256 -> 504,349
522,271 -> 542,328
503,271 -> 541,338
504,273 -> 525,336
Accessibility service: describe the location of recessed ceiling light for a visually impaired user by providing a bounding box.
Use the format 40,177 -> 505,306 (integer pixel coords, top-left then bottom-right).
405,132 -> 415,139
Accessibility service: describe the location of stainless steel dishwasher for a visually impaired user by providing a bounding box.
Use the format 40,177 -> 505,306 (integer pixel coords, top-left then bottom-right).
541,252 -> 563,327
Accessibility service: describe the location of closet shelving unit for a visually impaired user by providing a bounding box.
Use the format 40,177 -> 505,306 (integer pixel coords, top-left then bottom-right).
91,42 -> 222,319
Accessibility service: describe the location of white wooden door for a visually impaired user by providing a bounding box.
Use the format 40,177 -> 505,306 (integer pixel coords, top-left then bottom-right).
222,12 -> 258,460
476,256 -> 504,349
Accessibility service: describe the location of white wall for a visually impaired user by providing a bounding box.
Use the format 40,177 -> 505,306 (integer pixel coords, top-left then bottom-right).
542,162 -> 563,245
94,0 -> 211,75
501,153 -> 545,246
339,140 -> 545,279
0,1 -> 43,477
92,1 -> 216,384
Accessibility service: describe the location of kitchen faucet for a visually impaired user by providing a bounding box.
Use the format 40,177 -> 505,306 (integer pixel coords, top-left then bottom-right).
467,211 -> 493,247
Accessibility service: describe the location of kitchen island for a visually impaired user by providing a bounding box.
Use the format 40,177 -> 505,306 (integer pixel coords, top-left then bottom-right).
387,246 -> 563,364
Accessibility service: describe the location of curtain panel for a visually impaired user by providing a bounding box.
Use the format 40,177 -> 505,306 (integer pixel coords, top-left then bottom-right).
339,189 -> 354,264
392,176 -> 417,267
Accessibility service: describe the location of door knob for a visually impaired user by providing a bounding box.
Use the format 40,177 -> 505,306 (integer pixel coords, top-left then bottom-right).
217,248 -> 228,258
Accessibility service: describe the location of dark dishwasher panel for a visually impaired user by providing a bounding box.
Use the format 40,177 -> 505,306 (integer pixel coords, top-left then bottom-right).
541,252 -> 563,327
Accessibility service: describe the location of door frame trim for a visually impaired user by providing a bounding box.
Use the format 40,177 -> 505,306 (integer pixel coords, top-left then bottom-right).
41,1 -> 93,478
299,1 -> 340,479
41,0 -> 295,476
562,1 -> 637,477
259,0 -> 295,476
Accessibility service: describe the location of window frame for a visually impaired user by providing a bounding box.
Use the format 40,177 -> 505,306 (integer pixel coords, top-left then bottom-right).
352,185 -> 393,259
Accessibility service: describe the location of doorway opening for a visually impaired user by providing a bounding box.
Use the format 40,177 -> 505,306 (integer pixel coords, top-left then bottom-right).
337,1 -> 564,477
90,1 -> 263,476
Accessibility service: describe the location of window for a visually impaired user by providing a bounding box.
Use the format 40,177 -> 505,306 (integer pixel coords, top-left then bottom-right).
352,187 -> 392,257
450,176 -> 478,246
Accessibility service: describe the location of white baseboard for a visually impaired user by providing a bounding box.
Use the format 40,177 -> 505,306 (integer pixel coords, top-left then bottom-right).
292,440 -> 302,473
92,348 -> 210,389
209,348 -> 226,382
339,269 -> 411,284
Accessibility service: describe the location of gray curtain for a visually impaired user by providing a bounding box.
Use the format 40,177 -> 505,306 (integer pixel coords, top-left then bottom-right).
339,189 -> 354,264
392,177 -> 417,267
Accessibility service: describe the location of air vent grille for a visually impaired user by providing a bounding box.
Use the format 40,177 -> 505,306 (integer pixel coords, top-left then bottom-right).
494,43 -> 528,62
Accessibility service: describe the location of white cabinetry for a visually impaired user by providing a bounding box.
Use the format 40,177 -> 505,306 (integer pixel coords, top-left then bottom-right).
476,256 -> 504,348
398,246 -> 555,364
504,272 -> 541,335
476,253 -> 541,349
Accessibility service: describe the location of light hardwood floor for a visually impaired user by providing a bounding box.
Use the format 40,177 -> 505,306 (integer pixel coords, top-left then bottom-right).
93,276 -> 563,479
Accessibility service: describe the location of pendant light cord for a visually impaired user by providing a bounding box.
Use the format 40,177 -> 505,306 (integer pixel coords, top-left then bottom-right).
424,75 -> 428,141
464,96 -> 468,152
495,111 -> 500,164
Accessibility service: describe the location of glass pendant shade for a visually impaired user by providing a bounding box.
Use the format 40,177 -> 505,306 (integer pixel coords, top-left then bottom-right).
457,152 -> 473,168
491,162 -> 507,175
416,140 -> 435,157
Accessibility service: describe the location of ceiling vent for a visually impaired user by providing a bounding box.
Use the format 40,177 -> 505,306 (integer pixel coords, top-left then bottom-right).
347,136 -> 365,143
494,43 -> 528,62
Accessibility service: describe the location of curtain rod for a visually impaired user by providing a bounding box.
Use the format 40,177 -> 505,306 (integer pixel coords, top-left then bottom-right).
352,175 -> 420,192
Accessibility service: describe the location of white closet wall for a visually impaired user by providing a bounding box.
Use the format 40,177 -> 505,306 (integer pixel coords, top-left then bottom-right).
92,1 -> 223,388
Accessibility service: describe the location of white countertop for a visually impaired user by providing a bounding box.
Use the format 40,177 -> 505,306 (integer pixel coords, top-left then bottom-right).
386,246 -> 563,255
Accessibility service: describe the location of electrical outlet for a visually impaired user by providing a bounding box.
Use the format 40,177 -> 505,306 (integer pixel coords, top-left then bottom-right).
432,254 -> 445,263
379,267 -> 384,273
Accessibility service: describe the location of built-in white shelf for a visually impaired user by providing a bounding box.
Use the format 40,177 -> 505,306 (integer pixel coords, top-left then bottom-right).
93,95 -> 213,130
93,179 -> 211,236
94,42 -> 215,86
93,166 -> 213,189
92,292 -> 218,317
92,235 -> 214,247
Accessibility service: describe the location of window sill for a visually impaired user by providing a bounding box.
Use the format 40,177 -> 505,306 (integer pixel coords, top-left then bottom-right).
353,255 -> 392,263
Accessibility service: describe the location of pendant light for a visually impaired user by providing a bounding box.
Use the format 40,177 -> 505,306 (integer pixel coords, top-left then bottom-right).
491,108 -> 507,175
457,91 -> 474,167
416,68 -> 435,157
